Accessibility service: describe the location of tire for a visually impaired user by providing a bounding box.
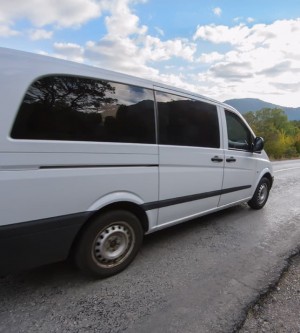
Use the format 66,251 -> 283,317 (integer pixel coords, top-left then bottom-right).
248,177 -> 270,210
75,210 -> 143,278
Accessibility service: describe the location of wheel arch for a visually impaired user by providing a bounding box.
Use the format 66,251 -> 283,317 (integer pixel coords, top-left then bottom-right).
89,201 -> 149,232
69,201 -> 149,258
254,168 -> 274,192
261,172 -> 274,188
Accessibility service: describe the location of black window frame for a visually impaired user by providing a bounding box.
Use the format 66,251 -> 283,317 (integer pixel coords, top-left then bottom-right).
155,91 -> 220,149
11,74 -> 157,145
225,110 -> 254,152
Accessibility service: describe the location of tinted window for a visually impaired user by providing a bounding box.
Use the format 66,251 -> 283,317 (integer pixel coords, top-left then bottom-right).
156,92 -> 220,148
11,76 -> 155,144
225,110 -> 253,151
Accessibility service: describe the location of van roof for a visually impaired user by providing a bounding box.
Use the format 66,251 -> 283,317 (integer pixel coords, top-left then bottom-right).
0,47 -> 237,112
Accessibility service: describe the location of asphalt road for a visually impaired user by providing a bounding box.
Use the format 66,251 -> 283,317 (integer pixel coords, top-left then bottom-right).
0,160 -> 300,333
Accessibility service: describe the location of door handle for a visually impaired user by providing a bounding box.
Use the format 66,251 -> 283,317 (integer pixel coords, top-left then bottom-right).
211,156 -> 223,162
226,157 -> 236,163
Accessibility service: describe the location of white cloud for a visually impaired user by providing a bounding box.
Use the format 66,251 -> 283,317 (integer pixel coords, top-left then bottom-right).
193,23 -> 251,45
81,0 -> 152,76
198,51 -> 224,64
105,0 -> 147,38
29,29 -> 53,40
141,36 -> 196,62
4,0 -> 300,107
193,20 -> 300,54
47,3 -> 300,107
210,61 -> 254,80
0,0 -> 107,29
233,17 -> 255,24
155,27 -> 164,36
213,7 -> 222,17
83,0 -> 196,77
233,17 -> 242,22
158,72 -> 197,92
192,19 -> 300,106
53,42 -> 85,62
85,37 -> 147,75
0,24 -> 20,37
85,34 -> 196,79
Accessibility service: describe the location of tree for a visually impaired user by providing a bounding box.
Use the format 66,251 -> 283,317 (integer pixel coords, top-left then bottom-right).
244,108 -> 300,159
24,75 -> 117,113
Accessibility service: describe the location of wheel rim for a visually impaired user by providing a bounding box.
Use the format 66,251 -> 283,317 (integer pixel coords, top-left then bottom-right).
257,183 -> 268,205
92,222 -> 135,268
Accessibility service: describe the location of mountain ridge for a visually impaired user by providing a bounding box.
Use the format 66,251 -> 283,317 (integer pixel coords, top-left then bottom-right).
224,98 -> 300,121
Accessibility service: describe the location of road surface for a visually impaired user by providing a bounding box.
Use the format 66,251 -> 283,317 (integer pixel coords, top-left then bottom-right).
0,159 -> 299,333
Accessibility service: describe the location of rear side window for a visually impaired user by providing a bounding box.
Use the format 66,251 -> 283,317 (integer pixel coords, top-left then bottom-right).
156,91 -> 220,148
11,75 -> 156,144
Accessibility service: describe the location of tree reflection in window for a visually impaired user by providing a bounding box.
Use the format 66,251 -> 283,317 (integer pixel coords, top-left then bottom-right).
12,75 -> 155,144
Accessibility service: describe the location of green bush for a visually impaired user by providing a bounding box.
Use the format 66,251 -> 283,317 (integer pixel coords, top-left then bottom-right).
243,108 -> 300,160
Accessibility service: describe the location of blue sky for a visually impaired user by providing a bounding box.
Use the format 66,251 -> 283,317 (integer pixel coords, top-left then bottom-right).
1,0 -> 300,107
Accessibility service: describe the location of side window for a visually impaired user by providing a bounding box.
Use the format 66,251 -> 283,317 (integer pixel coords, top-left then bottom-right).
156,92 -> 220,148
11,75 -> 156,144
225,110 -> 253,151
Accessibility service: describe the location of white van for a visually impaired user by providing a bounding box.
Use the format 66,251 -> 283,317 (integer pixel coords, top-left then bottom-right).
0,48 -> 273,278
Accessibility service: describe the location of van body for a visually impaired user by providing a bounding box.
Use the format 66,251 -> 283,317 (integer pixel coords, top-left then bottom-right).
0,48 -> 273,277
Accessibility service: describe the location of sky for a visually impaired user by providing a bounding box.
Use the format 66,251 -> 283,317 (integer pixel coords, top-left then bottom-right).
1,0 -> 300,107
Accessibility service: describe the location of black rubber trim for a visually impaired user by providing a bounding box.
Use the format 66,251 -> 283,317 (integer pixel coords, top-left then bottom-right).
142,185 -> 251,210
0,212 -> 91,239
39,164 -> 159,169
0,212 -> 91,275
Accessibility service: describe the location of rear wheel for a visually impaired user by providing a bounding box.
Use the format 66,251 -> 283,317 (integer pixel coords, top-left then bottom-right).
248,177 -> 270,210
75,210 -> 143,278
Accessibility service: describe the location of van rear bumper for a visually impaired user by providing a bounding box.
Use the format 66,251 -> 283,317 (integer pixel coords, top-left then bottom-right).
0,213 -> 90,276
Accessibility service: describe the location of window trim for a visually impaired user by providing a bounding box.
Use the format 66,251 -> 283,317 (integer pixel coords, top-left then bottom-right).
155,90 -> 221,149
10,74 -> 157,145
224,109 -> 254,152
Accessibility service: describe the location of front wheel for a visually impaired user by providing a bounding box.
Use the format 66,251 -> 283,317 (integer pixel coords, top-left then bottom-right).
75,210 -> 143,278
248,177 -> 270,210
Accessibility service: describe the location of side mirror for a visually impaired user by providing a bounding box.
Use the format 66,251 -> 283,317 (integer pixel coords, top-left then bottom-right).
252,136 -> 264,153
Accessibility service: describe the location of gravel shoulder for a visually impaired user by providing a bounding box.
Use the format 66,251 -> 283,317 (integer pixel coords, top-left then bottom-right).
239,253 -> 300,333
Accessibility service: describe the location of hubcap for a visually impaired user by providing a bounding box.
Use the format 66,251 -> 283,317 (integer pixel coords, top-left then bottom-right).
93,222 -> 134,268
257,183 -> 268,205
